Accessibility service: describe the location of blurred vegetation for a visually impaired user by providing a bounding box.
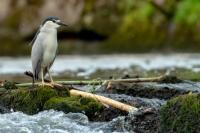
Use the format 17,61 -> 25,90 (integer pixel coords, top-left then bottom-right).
0,0 -> 200,55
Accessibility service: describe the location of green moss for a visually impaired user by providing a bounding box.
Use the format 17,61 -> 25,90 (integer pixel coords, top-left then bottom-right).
0,85 -> 101,116
160,94 -> 200,133
0,86 -> 69,114
44,96 -> 103,117
3,81 -> 18,90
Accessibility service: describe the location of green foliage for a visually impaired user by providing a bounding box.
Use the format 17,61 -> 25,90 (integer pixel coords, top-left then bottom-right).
1,0 -> 200,54
175,0 -> 200,25
104,6 -> 165,53
160,94 -> 200,133
117,0 -> 135,14
44,96 -> 103,117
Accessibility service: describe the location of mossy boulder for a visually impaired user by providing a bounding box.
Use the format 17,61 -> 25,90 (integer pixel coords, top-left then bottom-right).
44,96 -> 103,117
160,94 -> 200,133
0,86 -> 103,117
0,86 -> 69,114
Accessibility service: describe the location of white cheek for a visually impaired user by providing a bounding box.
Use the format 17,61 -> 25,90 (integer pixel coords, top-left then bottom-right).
47,22 -> 60,28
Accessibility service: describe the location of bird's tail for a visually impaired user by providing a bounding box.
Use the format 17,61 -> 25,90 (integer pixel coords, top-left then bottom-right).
24,71 -> 50,83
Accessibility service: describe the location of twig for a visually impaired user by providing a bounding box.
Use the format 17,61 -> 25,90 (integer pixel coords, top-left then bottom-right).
19,72 -> 166,87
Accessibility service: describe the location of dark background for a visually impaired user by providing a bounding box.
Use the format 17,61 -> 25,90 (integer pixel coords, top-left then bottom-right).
0,0 -> 200,56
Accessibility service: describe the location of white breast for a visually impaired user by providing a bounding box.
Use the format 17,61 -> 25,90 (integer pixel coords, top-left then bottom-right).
42,30 -> 58,67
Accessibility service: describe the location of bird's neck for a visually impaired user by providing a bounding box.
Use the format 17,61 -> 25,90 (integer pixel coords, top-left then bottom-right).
40,26 -> 57,35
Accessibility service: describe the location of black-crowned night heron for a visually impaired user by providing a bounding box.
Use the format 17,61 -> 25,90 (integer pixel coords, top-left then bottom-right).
30,16 -> 67,86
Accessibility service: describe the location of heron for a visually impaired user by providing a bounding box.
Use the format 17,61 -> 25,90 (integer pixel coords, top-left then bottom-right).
30,16 -> 67,86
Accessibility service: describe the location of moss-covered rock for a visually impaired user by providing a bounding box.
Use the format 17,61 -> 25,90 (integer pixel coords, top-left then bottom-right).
3,81 -> 18,90
44,96 -> 103,117
0,86 -> 69,114
0,86 -> 103,117
160,94 -> 200,133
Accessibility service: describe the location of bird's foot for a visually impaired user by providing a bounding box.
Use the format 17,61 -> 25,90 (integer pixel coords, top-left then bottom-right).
38,82 -> 54,88
50,82 -> 63,88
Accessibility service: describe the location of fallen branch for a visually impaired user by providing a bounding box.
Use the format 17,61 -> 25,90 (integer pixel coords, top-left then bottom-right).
15,80 -> 103,87
69,89 -> 138,112
20,71 -> 172,87
15,76 -> 163,87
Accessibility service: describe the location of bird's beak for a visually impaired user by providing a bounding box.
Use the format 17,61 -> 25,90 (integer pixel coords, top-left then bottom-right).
56,21 -> 68,27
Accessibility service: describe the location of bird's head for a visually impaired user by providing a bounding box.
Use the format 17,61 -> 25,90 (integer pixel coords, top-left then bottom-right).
41,16 -> 68,29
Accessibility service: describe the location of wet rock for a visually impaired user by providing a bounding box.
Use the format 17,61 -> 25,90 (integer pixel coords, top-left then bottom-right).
126,108 -> 160,133
158,75 -> 182,83
101,94 -> 165,110
94,108 -> 159,133
65,112 -> 89,125
91,106 -> 127,122
104,82 -> 200,99
0,105 -> 11,113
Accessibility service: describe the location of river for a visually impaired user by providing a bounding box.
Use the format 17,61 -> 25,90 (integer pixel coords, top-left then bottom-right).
1,54 -> 200,75
0,54 -> 200,133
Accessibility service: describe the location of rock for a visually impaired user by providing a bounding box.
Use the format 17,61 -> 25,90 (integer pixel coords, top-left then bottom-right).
44,96 -> 103,119
103,82 -> 200,99
0,86 -> 103,119
96,107 -> 160,133
0,86 -> 69,114
160,94 -> 200,133
0,105 -> 11,113
65,112 -> 89,125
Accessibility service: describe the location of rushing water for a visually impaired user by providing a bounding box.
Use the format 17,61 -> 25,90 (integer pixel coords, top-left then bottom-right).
1,54 -> 200,75
0,110 -> 130,133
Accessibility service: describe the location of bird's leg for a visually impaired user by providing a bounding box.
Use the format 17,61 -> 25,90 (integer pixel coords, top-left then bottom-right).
32,76 -> 35,87
41,68 -> 45,86
48,68 -> 54,84
48,68 -> 62,87
39,68 -> 53,88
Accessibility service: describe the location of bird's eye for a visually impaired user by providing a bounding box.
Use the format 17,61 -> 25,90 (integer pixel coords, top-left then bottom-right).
52,20 -> 56,23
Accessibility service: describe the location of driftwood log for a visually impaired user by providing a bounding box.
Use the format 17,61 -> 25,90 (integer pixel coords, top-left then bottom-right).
70,89 -> 138,112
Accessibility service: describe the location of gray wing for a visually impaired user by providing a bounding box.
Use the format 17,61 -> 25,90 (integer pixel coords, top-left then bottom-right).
31,33 -> 44,80
29,26 -> 41,46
